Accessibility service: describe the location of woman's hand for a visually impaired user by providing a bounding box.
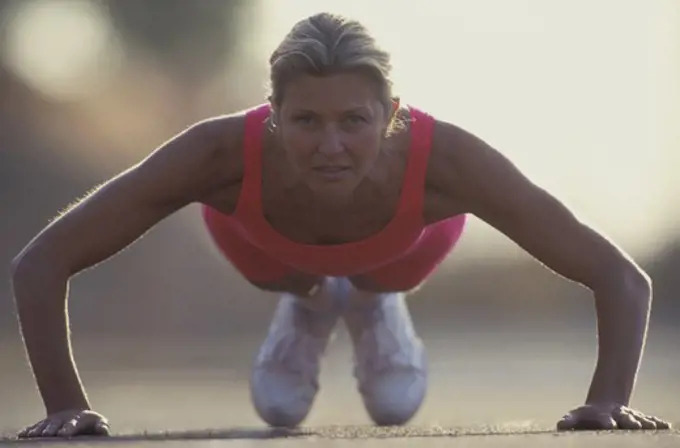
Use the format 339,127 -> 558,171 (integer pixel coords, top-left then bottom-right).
557,403 -> 671,431
17,409 -> 110,438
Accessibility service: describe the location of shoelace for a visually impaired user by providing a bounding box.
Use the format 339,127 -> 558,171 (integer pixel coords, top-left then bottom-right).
258,309 -> 334,385
353,307 -> 420,375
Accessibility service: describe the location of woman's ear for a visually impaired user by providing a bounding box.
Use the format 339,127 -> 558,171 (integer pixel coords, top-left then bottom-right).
268,99 -> 279,129
391,97 -> 401,116
384,97 -> 401,137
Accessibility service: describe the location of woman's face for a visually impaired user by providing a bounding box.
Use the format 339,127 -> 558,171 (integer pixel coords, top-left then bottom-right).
273,72 -> 393,200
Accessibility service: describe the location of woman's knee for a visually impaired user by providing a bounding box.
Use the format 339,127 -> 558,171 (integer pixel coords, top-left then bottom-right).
349,275 -> 424,294
248,273 -> 323,297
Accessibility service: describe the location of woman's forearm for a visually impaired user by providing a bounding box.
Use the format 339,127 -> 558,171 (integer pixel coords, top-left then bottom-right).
586,273 -> 652,406
11,259 -> 91,414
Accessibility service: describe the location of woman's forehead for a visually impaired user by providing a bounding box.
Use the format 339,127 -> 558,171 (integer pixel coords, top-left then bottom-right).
279,73 -> 382,112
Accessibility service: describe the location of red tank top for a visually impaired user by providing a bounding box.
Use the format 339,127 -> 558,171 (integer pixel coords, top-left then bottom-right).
231,103 -> 435,276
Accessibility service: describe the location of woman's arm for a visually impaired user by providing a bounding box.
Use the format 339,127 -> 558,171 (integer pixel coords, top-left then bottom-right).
427,120 -> 668,429
10,115 -> 240,416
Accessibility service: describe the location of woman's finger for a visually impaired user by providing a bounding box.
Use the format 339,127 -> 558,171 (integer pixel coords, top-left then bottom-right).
626,410 -> 658,430
93,420 -> 111,436
616,412 -> 643,430
646,416 -> 671,430
17,421 -> 42,438
41,420 -> 64,437
72,415 -> 99,436
26,420 -> 49,438
556,414 -> 576,431
56,418 -> 81,437
636,416 -> 657,430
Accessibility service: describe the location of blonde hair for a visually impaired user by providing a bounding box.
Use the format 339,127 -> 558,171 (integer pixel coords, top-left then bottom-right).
268,13 -> 403,133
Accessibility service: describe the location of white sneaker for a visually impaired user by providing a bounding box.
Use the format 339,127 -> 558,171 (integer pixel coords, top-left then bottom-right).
249,278 -> 341,427
341,279 -> 428,426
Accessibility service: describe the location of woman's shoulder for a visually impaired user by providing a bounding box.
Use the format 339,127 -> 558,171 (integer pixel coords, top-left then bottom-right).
394,103 -> 488,161
197,104 -> 266,137
171,105 -> 267,190
396,103 -> 462,154
189,103 -> 271,156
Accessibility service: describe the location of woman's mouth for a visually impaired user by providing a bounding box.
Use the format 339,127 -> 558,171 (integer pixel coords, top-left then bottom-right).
312,165 -> 352,180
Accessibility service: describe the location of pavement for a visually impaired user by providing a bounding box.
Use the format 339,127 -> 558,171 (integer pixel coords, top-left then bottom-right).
1,318 -> 678,447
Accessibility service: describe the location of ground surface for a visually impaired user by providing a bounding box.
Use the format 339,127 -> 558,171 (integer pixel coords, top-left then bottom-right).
1,321 -> 678,447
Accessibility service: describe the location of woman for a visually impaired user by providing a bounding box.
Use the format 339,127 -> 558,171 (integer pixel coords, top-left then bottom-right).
11,12 -> 671,438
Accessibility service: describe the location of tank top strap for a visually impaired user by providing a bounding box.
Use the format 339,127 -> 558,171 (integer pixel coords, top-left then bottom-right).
396,105 -> 436,216
235,103 -> 271,213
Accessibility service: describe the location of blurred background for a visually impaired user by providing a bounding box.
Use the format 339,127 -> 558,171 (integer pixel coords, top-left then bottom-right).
1,0 -> 679,437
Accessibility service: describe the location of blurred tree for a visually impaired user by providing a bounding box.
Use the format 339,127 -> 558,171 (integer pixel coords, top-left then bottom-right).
0,0 -> 12,16
104,0 -> 251,84
0,0 -> 260,333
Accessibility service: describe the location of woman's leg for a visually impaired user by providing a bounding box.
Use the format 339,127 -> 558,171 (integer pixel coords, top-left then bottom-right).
201,205 -> 339,427
342,215 -> 467,425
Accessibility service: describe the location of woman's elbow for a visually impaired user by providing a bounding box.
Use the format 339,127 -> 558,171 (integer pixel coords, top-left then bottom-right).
592,257 -> 652,303
10,250 -> 36,284
10,245 -> 69,296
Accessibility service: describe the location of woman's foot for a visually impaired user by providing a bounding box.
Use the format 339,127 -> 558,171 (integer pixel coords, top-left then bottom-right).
342,281 -> 428,426
249,278 -> 341,427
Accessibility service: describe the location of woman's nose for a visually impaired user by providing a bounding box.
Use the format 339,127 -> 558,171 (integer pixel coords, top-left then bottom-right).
318,127 -> 345,155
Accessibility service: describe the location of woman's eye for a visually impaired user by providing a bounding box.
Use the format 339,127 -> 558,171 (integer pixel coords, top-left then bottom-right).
345,115 -> 366,124
295,115 -> 315,124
